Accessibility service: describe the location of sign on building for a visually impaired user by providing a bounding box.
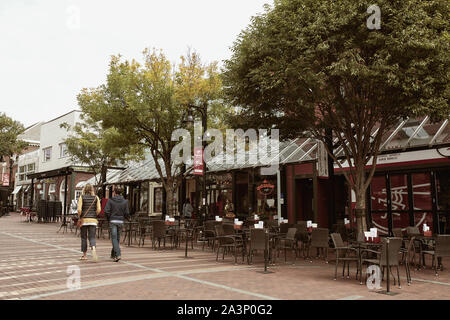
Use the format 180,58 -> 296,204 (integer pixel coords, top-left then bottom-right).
2,173 -> 9,186
317,141 -> 329,178
193,147 -> 204,176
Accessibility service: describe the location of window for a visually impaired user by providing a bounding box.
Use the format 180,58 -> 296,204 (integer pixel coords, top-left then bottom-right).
154,188 -> 163,213
59,143 -> 68,158
43,147 -> 52,162
18,163 -> 36,181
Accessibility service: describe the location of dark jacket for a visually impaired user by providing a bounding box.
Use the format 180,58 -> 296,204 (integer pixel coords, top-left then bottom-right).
104,196 -> 130,222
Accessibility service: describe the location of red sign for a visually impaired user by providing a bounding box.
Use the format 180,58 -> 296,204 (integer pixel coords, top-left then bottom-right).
2,173 -> 9,186
194,147 -> 204,176
257,180 -> 275,196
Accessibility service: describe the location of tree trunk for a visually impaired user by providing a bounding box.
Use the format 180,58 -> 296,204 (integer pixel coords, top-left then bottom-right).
164,177 -> 176,217
354,188 -> 368,240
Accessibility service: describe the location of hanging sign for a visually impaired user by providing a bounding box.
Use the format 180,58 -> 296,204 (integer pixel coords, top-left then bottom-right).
257,180 -> 275,196
2,173 -> 9,186
193,147 -> 204,176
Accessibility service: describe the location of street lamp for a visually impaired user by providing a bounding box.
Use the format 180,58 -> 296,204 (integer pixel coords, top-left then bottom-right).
183,103 -> 208,224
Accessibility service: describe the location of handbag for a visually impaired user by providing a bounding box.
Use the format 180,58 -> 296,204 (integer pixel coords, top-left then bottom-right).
77,197 -> 97,228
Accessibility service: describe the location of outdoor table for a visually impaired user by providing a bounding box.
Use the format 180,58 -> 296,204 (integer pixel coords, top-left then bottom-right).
176,227 -> 195,258
349,240 -> 383,284
124,221 -> 140,246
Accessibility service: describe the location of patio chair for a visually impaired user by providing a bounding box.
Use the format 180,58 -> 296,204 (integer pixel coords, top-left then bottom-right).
330,233 -> 359,280
406,226 -> 421,238
138,219 -> 152,247
308,228 -> 330,263
276,228 -> 298,264
402,236 -> 417,285
151,220 -> 175,250
222,223 -> 236,236
421,235 -> 450,276
214,225 -> 245,264
247,228 -> 268,265
198,220 -> 219,251
293,223 -> 309,258
361,237 -> 403,288
279,223 -> 293,235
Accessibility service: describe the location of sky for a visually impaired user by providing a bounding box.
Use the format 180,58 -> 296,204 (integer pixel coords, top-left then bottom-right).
0,0 -> 270,128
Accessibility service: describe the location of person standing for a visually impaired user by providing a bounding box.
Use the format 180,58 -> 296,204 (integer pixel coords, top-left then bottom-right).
104,186 -> 129,262
77,184 -> 101,261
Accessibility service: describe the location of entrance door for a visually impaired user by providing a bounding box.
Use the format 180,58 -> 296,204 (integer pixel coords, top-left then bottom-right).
295,179 -> 314,222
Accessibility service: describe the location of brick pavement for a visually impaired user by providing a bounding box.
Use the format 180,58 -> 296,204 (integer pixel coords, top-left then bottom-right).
0,213 -> 449,300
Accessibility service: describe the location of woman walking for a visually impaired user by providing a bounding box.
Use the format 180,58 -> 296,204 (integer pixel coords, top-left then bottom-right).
78,184 -> 101,261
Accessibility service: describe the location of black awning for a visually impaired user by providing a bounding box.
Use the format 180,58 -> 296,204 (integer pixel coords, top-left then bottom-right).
28,167 -> 74,180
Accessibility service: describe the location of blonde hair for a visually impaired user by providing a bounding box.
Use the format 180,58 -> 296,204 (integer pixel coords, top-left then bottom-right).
83,183 -> 95,196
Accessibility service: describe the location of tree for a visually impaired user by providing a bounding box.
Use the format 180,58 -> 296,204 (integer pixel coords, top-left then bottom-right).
0,113 -> 27,159
78,48 -> 222,216
60,116 -> 142,193
223,0 -> 449,236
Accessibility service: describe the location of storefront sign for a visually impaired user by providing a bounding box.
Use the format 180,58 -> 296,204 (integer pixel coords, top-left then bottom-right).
194,147 -> 204,175
317,141 -> 329,178
257,180 -> 275,196
2,173 -> 9,186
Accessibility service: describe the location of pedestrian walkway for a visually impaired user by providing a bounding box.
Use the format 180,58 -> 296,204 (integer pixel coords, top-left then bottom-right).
0,213 -> 449,300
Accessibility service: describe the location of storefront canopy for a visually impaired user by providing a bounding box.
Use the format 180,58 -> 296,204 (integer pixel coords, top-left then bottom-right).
99,117 -> 449,185
11,186 -> 22,195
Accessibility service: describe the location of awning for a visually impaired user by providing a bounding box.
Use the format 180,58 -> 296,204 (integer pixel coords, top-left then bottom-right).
11,186 -> 22,195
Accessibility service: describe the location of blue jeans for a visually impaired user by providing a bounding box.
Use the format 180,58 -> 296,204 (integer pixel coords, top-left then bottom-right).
110,223 -> 123,258
80,225 -> 97,253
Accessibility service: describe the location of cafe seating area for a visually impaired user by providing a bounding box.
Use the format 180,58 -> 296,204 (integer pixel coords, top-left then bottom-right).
22,208 -> 449,291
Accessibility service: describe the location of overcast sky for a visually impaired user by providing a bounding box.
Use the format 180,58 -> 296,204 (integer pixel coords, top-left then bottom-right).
0,0 -> 270,127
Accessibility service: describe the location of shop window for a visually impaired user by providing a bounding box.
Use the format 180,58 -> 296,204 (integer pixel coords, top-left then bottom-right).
437,170 -> 450,211
412,173 -> 432,210
414,212 -> 434,233
140,183 -> 149,213
370,212 -> 389,235
390,174 -> 409,211
370,175 -> 387,211
154,187 -> 163,213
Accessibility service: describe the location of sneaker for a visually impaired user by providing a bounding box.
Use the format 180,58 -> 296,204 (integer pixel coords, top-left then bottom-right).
114,256 -> 121,262
91,247 -> 98,262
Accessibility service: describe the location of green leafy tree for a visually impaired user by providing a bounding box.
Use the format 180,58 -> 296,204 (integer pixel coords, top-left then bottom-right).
60,116 -> 142,192
223,0 -> 449,235
78,48 -> 223,216
0,113 -> 27,159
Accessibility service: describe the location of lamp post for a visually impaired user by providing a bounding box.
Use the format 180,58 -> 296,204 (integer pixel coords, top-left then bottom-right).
183,103 -> 208,224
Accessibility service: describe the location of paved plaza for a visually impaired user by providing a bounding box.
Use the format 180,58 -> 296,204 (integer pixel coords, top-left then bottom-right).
0,213 -> 449,301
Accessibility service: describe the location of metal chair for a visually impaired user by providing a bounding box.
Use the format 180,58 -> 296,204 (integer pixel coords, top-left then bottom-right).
330,233 -> 359,280
422,235 -> 450,276
151,220 -> 175,250
214,225 -> 245,264
308,228 -> 330,263
276,228 -> 298,264
247,228 -> 268,265
361,237 -> 403,288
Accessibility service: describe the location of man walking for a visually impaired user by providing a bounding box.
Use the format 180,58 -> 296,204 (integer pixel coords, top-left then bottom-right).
104,186 -> 129,262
